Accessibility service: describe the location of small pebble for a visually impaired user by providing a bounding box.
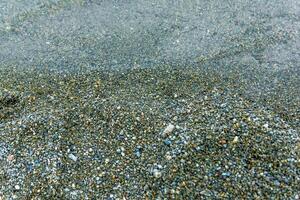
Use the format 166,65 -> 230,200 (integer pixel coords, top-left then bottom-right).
164,139 -> 172,146
222,172 -> 231,177
274,180 -> 280,186
165,152 -> 172,160
68,154 -> 78,162
232,136 -> 239,143
153,169 -> 162,178
162,124 -> 175,137
219,139 -> 227,145
263,123 -> 269,129
135,151 -> 141,158
7,154 -> 14,161
14,185 -> 20,190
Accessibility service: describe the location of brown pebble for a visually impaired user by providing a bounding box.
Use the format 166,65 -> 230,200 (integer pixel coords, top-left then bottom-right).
7,154 -> 14,161
219,139 -> 227,145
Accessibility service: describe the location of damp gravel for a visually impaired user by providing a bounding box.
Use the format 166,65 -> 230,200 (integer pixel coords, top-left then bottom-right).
0,66 -> 299,199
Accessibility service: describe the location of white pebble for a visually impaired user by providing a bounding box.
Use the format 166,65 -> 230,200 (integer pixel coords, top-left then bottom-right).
232,136 -> 239,143
162,123 -> 175,137
14,185 -> 20,190
165,152 -> 172,160
68,154 -> 78,162
263,123 -> 269,129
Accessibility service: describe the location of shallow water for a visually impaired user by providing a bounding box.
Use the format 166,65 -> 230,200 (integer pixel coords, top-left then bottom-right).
0,0 -> 299,72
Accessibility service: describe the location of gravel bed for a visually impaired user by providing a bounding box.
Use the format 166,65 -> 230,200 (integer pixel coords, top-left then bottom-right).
0,66 -> 299,199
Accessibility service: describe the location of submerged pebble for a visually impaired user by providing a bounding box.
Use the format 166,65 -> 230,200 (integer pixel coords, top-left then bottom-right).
162,124 -> 175,137
68,154 -> 78,162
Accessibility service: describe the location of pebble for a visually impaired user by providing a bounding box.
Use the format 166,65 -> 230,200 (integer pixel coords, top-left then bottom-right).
153,169 -> 162,178
134,150 -> 141,158
219,139 -> 227,145
274,180 -> 280,186
263,123 -> 269,129
68,154 -> 78,162
7,154 -> 14,161
14,185 -> 20,190
165,154 -> 172,160
70,191 -> 78,196
222,172 -> 231,177
232,136 -> 239,143
117,147 -> 125,156
134,146 -> 142,158
162,124 -> 175,137
164,139 -> 172,146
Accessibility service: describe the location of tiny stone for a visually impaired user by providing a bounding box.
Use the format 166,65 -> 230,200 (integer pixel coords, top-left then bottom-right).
274,180 -> 280,186
7,154 -> 14,161
232,136 -> 239,143
14,185 -> 20,190
263,123 -> 269,129
162,124 -> 175,137
135,150 -> 141,158
165,153 -> 172,160
222,172 -> 231,177
70,191 -> 78,196
68,154 -> 78,162
153,169 -> 162,178
219,139 -> 227,145
164,139 -> 172,146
